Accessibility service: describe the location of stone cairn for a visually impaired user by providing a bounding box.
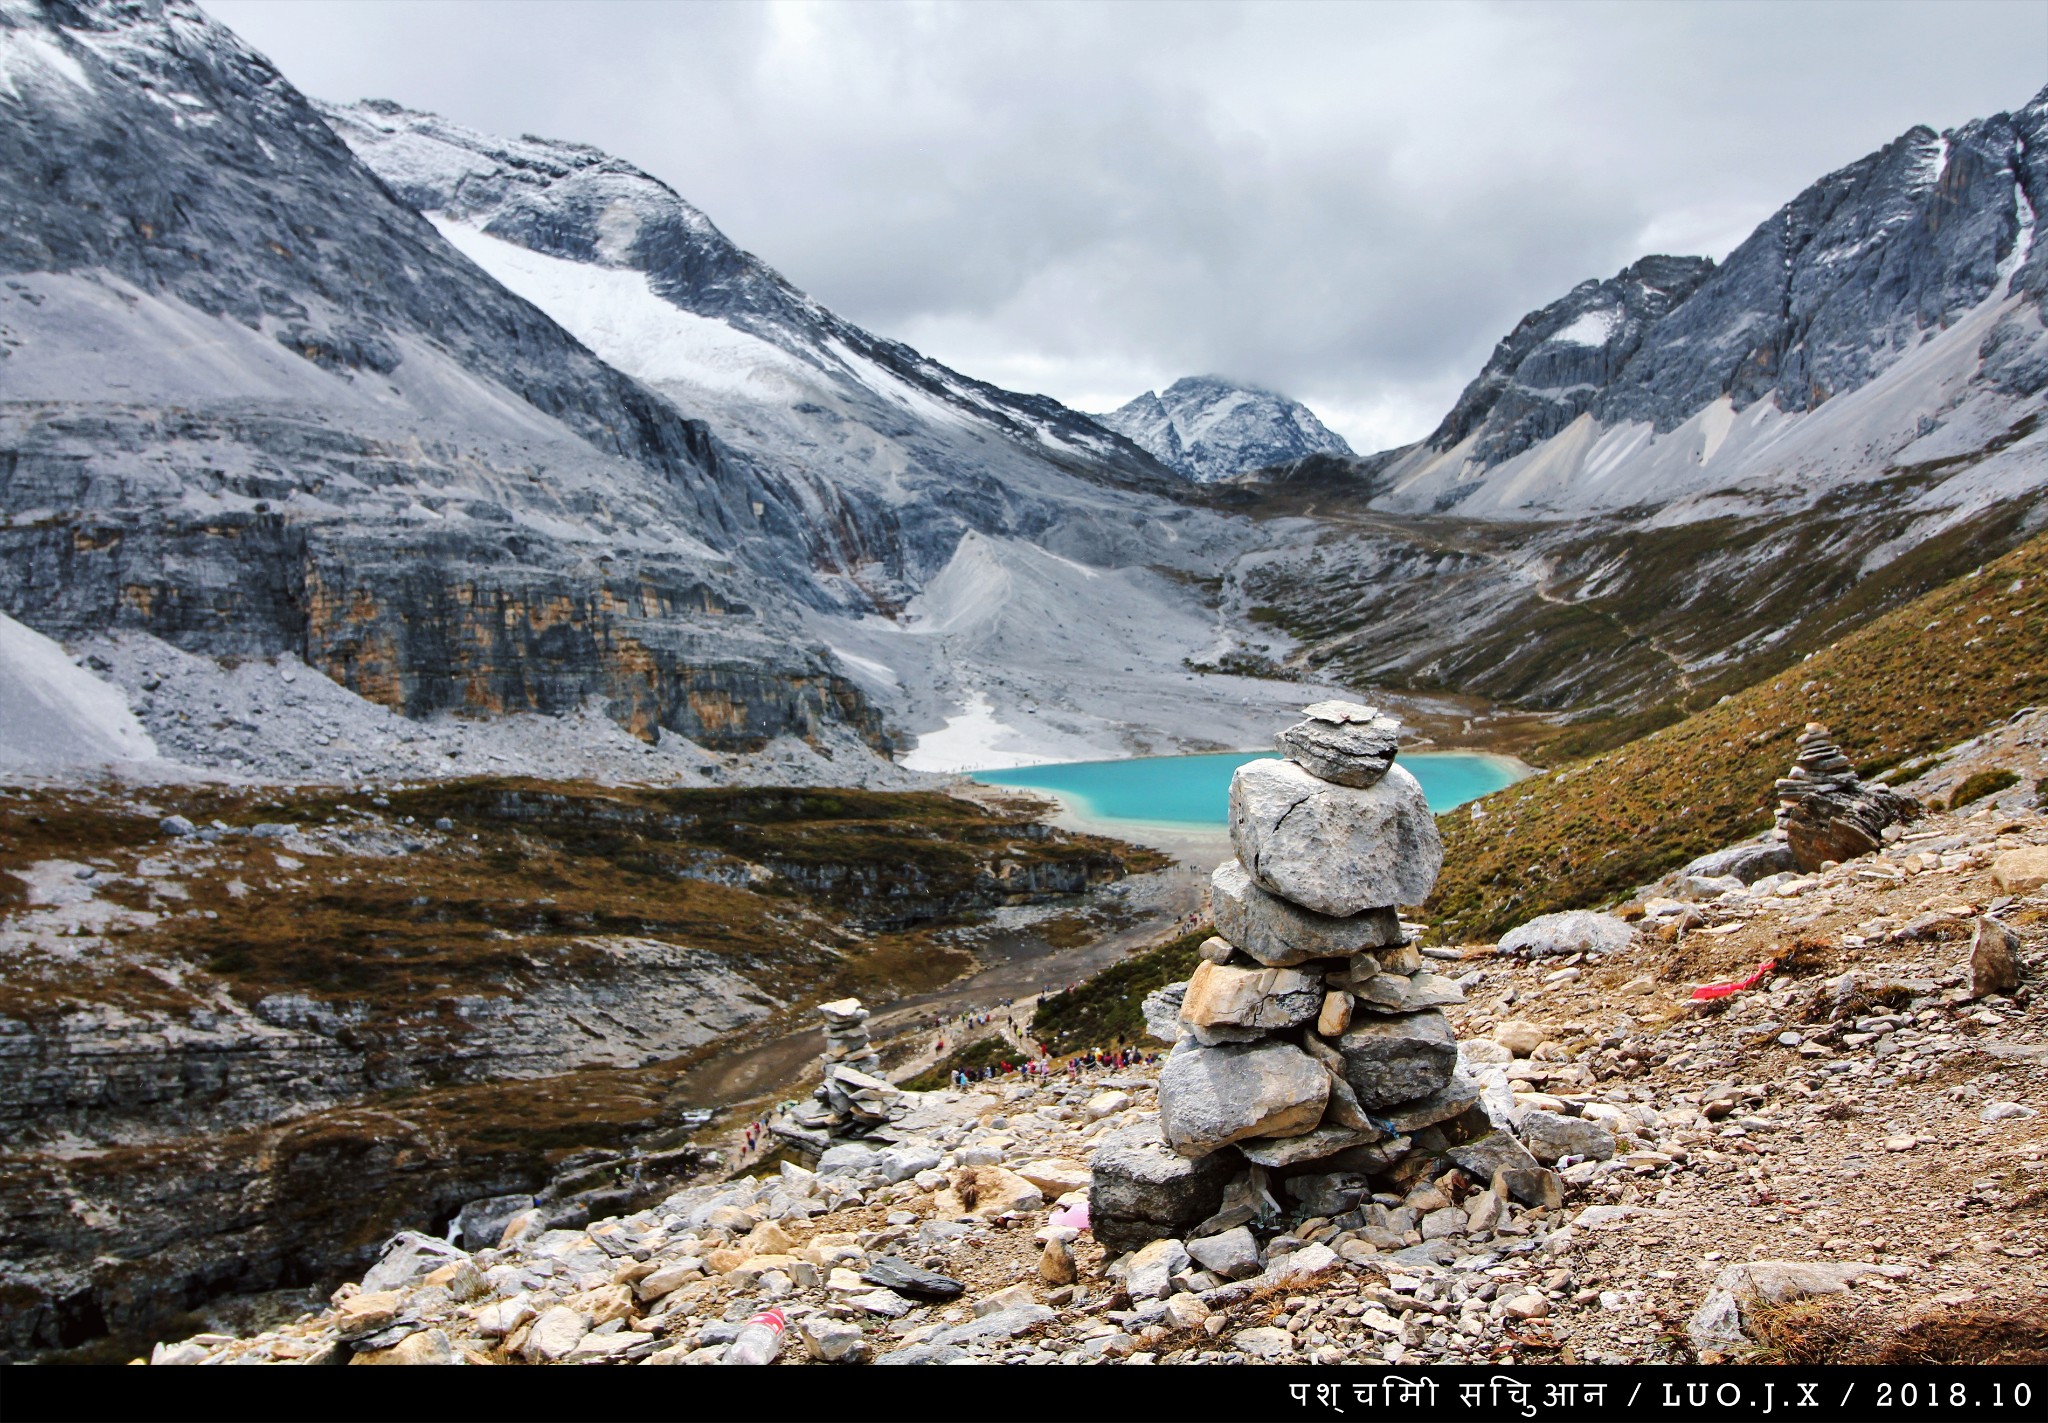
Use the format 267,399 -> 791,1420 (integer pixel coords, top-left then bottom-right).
786,998 -> 903,1148
1090,702 -> 1542,1254
1775,722 -> 1917,871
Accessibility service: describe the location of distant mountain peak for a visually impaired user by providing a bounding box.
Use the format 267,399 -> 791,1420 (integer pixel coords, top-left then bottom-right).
1096,376 -> 1352,482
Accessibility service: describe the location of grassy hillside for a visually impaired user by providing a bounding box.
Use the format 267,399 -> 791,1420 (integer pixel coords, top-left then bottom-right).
1238,474 -> 2042,731
1428,524 -> 2048,942
1031,929 -> 1208,1054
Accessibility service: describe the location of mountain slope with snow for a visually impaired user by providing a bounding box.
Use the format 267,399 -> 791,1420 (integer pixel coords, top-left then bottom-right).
325,99 -> 1163,486
322,99 -> 1345,762
1096,376 -> 1353,482
322,100 -> 1197,616
0,0 -> 897,759
1371,87 -> 2048,521
1232,87 -> 2048,724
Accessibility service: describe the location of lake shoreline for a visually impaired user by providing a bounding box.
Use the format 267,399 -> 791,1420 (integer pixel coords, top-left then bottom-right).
958,747 -> 1535,866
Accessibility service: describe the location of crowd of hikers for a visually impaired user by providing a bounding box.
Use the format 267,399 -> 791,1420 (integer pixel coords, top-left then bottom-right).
739,1110 -> 789,1156
947,1042 -> 1156,1088
920,991 -> 1163,1087
928,996 -> 1032,1057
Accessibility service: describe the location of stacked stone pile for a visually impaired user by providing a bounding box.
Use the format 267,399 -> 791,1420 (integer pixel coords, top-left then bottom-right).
1096,702 -> 1548,1250
790,999 -> 902,1138
1775,723 -> 1919,871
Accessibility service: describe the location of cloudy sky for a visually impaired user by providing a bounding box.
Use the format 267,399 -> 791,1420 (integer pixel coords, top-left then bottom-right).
209,0 -> 2046,452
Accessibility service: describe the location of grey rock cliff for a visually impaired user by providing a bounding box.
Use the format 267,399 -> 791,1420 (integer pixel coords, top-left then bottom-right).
0,0 -> 888,751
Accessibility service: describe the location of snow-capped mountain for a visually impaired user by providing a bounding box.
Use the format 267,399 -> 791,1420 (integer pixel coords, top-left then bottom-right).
1370,89 -> 2048,521
0,2 -> 1329,776
0,0 -> 905,756
1095,376 -> 1353,482
321,100 -> 1194,613
322,100 -> 1350,764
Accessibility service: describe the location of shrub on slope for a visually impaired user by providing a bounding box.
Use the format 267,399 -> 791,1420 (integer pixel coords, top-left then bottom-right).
902,1035 -> 1021,1091
1032,930 -> 1208,1054
1428,528 -> 2048,942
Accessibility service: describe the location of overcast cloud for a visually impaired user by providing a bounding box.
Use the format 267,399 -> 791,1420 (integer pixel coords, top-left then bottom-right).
206,0 -> 2048,452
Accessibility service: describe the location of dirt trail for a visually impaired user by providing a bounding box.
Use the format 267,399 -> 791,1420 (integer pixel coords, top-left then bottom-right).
1529,579 -> 1696,694
668,870 -> 1207,1114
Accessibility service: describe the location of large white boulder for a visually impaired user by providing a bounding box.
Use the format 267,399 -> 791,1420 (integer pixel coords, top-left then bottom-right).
1228,759 -> 1441,917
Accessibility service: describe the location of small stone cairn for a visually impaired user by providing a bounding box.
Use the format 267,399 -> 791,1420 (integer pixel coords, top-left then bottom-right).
1091,702 -> 1533,1252
1775,722 -> 1918,871
788,998 -> 903,1142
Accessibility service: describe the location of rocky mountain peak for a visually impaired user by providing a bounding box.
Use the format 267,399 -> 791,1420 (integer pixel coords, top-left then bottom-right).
323,97 -> 1173,491
1423,254 -> 1718,465
1367,84 -> 2048,522
0,0 -> 890,753
1097,376 -> 1353,482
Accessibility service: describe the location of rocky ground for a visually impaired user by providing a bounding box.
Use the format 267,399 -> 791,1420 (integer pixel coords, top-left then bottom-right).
150,784 -> 2046,1367
0,773 -> 1157,1360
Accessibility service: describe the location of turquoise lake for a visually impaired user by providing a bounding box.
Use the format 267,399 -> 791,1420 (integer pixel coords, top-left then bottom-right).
971,751 -> 1523,830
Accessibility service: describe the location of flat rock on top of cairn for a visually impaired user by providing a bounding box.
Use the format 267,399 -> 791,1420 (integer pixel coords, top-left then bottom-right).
1299,700 -> 1382,724
1229,758 -> 1442,917
1276,700 -> 1402,788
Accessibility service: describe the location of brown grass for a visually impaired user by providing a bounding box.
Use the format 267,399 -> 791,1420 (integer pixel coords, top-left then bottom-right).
1772,934 -> 1840,979
1748,1294 -> 2048,1365
1429,526 -> 2048,941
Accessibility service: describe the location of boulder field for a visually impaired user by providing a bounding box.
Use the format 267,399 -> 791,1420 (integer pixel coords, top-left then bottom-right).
145,726 -> 2047,1366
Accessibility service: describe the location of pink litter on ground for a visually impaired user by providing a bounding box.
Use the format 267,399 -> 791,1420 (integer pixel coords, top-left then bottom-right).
1691,958 -> 1777,1001
1050,1201 -> 1089,1231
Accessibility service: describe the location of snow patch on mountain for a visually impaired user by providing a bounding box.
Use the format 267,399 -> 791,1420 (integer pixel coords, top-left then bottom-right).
432,218 -> 813,399
1097,376 -> 1352,482
897,690 -> 1058,773
0,21 -> 93,100
1551,308 -> 1621,347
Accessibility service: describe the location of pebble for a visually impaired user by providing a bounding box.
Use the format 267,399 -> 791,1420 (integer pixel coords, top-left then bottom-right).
1233,1326 -> 1295,1359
